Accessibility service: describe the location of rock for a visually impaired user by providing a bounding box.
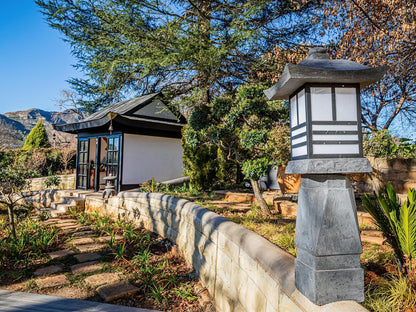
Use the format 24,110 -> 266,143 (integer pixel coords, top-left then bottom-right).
74,252 -> 102,263
97,235 -> 123,243
75,243 -> 106,253
360,235 -> 385,245
34,265 -> 64,277
84,272 -> 121,287
71,237 -> 95,245
97,281 -> 139,302
72,231 -> 96,238
36,274 -> 69,289
47,286 -> 93,300
71,261 -> 102,275
48,249 -> 75,260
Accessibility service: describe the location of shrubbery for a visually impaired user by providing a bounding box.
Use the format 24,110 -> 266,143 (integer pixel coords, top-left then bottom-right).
363,130 -> 416,159
0,148 -> 75,176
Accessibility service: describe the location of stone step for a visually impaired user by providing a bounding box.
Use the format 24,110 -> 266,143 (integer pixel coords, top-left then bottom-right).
97,281 -> 139,302
361,235 -> 385,245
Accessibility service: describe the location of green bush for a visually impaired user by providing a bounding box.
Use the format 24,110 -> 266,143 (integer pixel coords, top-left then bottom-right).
363,130 -> 416,159
362,182 -> 416,273
0,148 -> 75,176
23,120 -> 50,150
182,126 -> 235,190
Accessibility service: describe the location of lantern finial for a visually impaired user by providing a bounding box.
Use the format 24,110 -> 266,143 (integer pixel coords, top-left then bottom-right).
308,47 -> 329,60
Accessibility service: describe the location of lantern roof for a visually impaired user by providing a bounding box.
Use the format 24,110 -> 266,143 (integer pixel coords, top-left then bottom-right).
264,47 -> 388,100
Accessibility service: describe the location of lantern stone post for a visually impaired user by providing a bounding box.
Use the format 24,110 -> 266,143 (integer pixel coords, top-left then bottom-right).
264,48 -> 387,305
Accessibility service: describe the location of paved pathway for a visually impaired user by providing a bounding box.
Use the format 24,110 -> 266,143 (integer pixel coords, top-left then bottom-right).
0,289 -> 157,312
3,217 -> 162,312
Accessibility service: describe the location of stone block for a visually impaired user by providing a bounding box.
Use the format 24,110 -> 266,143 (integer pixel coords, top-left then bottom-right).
75,243 -> 106,253
244,277 -> 267,312
74,252 -> 102,263
231,264 -> 249,306
84,272 -> 121,287
239,251 -> 258,277
71,261 -> 102,275
218,231 -> 240,262
47,286 -> 92,300
34,265 -> 64,277
279,292 -> 303,312
295,259 -> 364,305
216,249 -> 233,289
71,237 -> 95,245
254,267 -> 279,310
35,274 -> 69,289
48,249 -> 74,260
97,281 -> 139,302
96,235 -> 123,243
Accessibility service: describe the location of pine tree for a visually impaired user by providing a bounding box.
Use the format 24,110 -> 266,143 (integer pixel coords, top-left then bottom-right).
23,120 -> 50,150
36,0 -> 322,112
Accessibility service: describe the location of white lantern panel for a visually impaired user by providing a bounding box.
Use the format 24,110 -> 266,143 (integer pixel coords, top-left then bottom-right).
297,89 -> 306,124
292,126 -> 307,136
292,135 -> 307,145
292,145 -> 307,157
312,124 -> 358,131
290,96 -> 298,126
311,87 -> 332,121
313,144 -> 359,154
335,88 -> 358,121
312,134 -> 358,141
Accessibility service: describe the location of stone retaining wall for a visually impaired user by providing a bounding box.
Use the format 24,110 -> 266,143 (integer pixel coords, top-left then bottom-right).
29,174 -> 76,191
349,157 -> 416,196
85,192 -> 367,312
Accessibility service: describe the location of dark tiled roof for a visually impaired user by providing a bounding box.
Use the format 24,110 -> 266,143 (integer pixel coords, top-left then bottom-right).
83,93 -> 160,121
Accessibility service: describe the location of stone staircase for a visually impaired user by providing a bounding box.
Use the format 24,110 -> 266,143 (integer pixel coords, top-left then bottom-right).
35,191 -> 89,217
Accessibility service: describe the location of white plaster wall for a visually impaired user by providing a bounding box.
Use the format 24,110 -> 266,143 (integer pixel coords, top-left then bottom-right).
122,133 -> 183,185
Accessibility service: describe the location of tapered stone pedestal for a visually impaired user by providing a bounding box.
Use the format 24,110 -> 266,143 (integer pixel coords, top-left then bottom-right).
286,158 -> 372,305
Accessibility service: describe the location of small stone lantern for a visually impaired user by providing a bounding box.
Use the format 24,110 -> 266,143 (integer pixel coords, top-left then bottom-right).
264,47 -> 387,305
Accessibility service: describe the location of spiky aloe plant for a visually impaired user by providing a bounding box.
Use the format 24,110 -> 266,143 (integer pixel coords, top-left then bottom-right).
390,188 -> 416,271
362,182 -> 416,272
362,183 -> 405,269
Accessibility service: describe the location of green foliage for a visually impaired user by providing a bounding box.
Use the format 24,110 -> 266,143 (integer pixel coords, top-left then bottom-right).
186,84 -> 289,183
44,175 -> 61,188
0,148 -> 75,176
363,130 -> 416,159
35,0 -> 321,111
173,283 -> 197,301
23,120 -> 50,150
364,275 -> 416,312
182,129 -> 223,190
0,218 -> 58,268
362,183 -> 416,272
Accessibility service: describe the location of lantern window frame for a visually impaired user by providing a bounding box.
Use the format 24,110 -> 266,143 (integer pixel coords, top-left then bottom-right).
289,83 -> 364,160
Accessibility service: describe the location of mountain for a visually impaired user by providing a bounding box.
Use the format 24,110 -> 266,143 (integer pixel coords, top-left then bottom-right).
0,108 -> 83,149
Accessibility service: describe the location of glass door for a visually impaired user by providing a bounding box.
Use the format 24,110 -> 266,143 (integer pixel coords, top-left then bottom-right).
77,139 -> 89,189
106,136 -> 120,189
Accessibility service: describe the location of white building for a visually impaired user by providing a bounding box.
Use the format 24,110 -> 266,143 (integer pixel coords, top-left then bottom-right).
55,93 -> 186,192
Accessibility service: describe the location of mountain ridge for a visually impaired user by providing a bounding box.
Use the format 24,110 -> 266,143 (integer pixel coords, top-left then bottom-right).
0,108 -> 82,149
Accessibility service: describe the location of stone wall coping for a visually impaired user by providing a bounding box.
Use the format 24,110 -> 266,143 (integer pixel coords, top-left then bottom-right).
116,191 -> 367,311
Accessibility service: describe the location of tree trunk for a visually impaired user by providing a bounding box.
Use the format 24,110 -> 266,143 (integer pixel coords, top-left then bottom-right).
7,205 -> 16,239
250,179 -> 271,216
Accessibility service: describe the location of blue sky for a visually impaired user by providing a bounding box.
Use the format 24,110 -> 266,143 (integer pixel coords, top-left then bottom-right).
0,1 -> 81,114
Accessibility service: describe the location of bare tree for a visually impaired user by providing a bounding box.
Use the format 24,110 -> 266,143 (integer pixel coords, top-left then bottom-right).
60,147 -> 76,173
56,90 -> 87,118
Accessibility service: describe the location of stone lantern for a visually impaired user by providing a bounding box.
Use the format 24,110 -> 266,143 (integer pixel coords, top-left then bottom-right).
264,47 -> 387,305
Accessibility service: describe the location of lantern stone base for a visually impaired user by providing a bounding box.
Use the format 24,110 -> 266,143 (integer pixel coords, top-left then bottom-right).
292,172 -> 367,305
295,251 -> 364,305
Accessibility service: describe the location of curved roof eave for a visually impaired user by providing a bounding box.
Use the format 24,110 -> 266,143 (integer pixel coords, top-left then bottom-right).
264,63 -> 389,100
